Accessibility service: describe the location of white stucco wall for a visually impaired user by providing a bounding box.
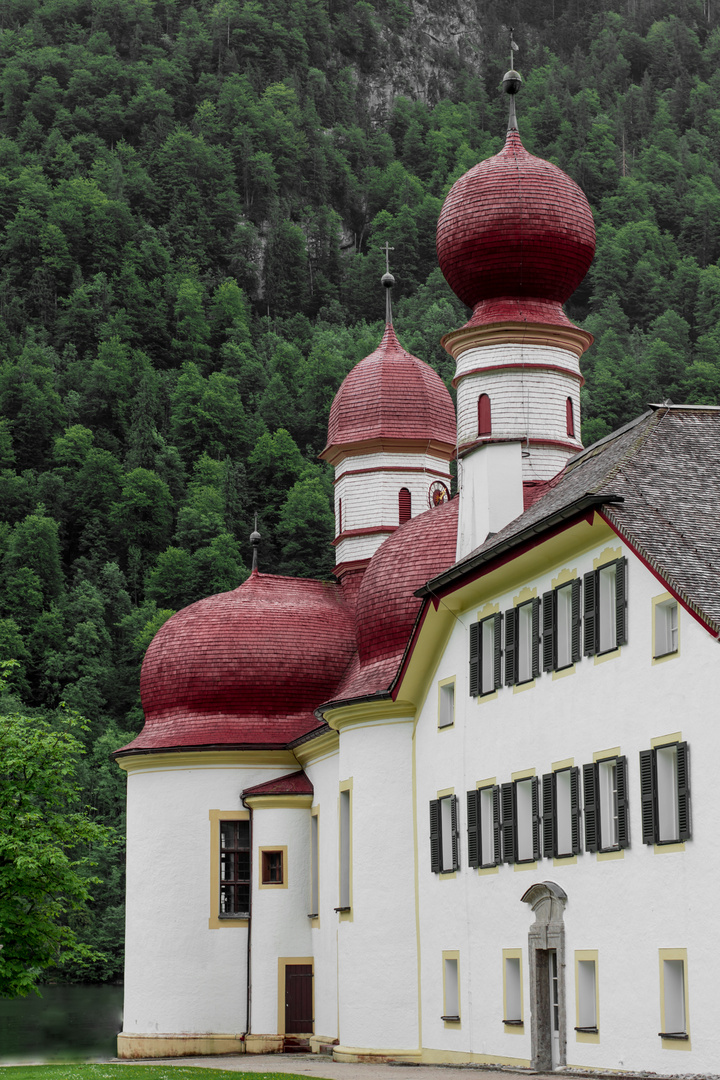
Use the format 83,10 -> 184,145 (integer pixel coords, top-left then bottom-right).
335,716 -> 419,1051
413,534 -> 720,1074
122,758 -> 298,1037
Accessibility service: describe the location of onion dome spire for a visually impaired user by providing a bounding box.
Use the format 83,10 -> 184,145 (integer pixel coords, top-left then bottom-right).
249,514 -> 261,574
503,28 -> 522,133
381,242 -> 395,326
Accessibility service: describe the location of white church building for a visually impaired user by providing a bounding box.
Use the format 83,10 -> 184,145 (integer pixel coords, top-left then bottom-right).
114,86 -> 720,1075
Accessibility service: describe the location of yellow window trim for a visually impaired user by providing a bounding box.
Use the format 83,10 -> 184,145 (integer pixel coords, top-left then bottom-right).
574,949 -> 599,1044
593,545 -> 622,570
651,731 -> 682,748
437,676 -> 456,730
652,592 -> 681,665
551,567 -> 578,589
442,950 -> 461,1027
511,768 -> 535,781
502,948 -> 524,1032
552,758 -> 574,771
659,948 -> 691,1051
258,845 -> 288,890
208,809 -> 249,930
593,747 -> 621,762
512,585 -> 537,605
338,778 -> 353,921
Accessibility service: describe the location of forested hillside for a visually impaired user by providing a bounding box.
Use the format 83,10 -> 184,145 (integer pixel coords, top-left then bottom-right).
1,0 -> 719,982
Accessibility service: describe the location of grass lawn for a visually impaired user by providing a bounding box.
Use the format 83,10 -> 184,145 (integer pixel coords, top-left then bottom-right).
0,1068 -> 316,1080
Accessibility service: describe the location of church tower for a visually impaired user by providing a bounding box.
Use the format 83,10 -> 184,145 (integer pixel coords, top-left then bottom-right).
436,64 -> 596,560
320,269 -> 456,597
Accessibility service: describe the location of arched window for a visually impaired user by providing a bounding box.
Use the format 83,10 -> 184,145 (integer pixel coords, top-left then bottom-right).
337,498 -> 342,535
399,487 -> 411,524
478,394 -> 491,437
566,397 -> 575,438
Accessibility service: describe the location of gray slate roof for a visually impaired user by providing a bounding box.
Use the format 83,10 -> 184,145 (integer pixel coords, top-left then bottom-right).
423,406 -> 720,634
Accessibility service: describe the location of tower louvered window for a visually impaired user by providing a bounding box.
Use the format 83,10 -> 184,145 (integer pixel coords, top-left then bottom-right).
640,742 -> 691,845
478,394 -> 491,436
583,558 -> 627,656
399,487 -> 411,524
566,397 -> 575,437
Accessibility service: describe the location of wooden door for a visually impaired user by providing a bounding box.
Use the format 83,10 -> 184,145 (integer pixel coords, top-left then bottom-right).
285,964 -> 313,1033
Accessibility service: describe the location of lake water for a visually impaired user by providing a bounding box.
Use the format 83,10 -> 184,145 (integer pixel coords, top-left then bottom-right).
0,983 -> 123,1062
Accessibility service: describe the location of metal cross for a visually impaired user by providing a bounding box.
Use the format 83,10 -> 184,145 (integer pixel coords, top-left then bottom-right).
384,242 -> 394,275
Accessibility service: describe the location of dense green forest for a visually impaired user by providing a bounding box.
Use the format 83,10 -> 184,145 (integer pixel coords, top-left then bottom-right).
1,0 -> 720,984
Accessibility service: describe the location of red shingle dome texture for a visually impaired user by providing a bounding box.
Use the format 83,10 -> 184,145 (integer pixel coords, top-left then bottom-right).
436,131 -> 595,327
323,324 -> 456,454
116,573 -> 355,754
355,497 -> 459,672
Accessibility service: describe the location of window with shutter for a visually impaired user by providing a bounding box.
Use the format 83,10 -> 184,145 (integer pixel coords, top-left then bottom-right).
475,784 -> 501,868
429,799 -> 441,872
398,487 -> 411,525
504,607 -> 516,686
515,599 -> 539,684
544,580 -> 581,672
542,772 -> 554,859
432,794 -> 460,873
585,756 -> 629,852
640,742 -> 691,845
501,782 -> 515,863
582,763 -> 599,853
654,597 -> 678,658
466,790 -> 479,869
513,777 -> 539,863
478,393 -> 491,436
474,612 -> 502,696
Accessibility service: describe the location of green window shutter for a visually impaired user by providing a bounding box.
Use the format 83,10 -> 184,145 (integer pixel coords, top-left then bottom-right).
571,578 -> 582,663
570,766 -> 581,855
583,762 -> 599,852
615,557 -> 628,645
492,785 -> 502,865
501,781 -> 515,863
542,591 -> 554,672
469,621 -> 480,697
450,795 -> 460,871
429,799 -> 441,872
504,607 -> 516,686
531,775 -> 541,861
467,789 -> 479,868
616,755 -> 629,849
493,612 -> 503,689
531,596 -> 541,678
583,571 -> 597,656
639,748 -> 656,844
677,742 -> 691,841
542,772 -> 555,858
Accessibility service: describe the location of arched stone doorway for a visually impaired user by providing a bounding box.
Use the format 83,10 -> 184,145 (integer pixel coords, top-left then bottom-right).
521,881 -> 567,1072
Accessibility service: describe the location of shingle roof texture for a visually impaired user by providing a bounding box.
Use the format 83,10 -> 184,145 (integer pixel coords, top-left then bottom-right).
436,131 -> 595,324
116,573 -> 356,754
243,770 -> 313,797
324,324 -> 456,452
435,408 -> 720,633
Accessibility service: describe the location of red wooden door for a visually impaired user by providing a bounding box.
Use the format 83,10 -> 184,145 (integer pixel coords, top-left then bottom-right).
285,964 -> 313,1033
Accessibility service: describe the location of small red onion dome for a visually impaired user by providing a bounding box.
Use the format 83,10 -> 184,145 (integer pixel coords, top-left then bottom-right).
321,324 -> 456,463
330,498 -> 459,702
114,573 -> 356,755
436,131 -> 595,328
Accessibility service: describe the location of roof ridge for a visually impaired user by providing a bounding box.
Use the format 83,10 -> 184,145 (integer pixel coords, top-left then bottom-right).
589,410 -> 663,491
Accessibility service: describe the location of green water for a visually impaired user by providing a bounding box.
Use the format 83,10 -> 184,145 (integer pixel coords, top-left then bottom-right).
0,984 -> 123,1062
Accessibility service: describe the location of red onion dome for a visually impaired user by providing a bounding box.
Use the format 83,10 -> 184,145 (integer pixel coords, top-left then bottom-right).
115,573 -> 356,755
436,131 -> 595,328
356,498 -> 458,668
321,324 -> 456,463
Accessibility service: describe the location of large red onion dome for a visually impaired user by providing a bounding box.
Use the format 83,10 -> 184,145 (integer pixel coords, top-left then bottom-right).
436,131 -> 595,328
321,324 -> 455,464
330,499 -> 458,702
114,573 -> 356,755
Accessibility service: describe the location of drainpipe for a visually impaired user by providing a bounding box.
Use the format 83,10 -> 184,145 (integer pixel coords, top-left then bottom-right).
240,795 -> 253,1044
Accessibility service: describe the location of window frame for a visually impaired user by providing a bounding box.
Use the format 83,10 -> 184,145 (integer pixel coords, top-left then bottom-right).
575,951 -> 599,1039
398,486 -> 411,525
659,949 -> 690,1045
442,951 -> 461,1023
467,784 -> 501,869
501,777 -> 540,864
583,756 -> 629,853
478,393 -> 491,437
542,579 -> 581,673
309,807 -> 319,921
469,613 -> 502,697
583,557 -> 627,657
337,781 -> 352,915
210,812 -> 251,926
504,598 -> 540,687
542,767 -> 581,859
259,846 -> 287,889
653,595 -> 679,659
640,742 -> 691,846
438,677 -> 455,728
502,949 -> 524,1028
430,793 -> 460,874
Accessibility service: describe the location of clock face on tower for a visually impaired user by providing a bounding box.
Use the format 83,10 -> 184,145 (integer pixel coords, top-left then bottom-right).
428,481 -> 450,509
